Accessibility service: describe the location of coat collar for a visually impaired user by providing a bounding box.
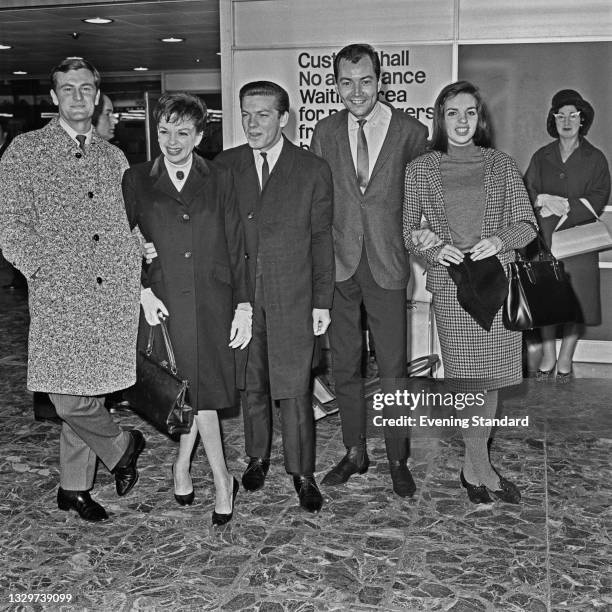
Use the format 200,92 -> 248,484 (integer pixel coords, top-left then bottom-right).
541,137 -> 595,167
149,153 -> 211,205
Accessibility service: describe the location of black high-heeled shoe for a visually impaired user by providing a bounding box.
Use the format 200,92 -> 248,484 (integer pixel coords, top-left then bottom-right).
212,477 -> 239,526
460,470 -> 493,504
488,472 -> 521,504
172,464 -> 194,506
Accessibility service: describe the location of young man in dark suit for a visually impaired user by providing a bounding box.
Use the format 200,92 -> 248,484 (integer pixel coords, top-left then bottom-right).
310,43 -> 428,498
215,81 -> 334,513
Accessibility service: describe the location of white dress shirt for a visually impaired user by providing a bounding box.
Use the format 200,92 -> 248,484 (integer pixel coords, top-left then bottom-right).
252,136 -> 284,189
59,118 -> 93,148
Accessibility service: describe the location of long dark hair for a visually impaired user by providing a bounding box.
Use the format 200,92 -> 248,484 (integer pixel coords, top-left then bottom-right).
430,80 -> 492,153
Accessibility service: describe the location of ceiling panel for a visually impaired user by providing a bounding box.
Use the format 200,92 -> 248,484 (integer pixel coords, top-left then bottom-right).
0,0 -> 220,80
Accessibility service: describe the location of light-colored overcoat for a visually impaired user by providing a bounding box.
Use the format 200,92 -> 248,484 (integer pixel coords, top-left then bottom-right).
0,118 -> 141,395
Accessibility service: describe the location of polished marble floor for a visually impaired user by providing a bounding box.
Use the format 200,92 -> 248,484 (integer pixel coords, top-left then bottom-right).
1,272 -> 611,611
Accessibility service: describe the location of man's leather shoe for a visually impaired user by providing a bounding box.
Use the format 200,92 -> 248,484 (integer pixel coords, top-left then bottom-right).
57,488 -> 108,522
113,429 -> 145,497
389,460 -> 416,498
293,475 -> 323,513
321,445 -> 369,486
242,457 -> 270,492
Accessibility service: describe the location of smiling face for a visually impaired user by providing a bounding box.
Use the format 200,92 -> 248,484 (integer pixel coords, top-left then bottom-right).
157,116 -> 203,165
240,94 -> 288,151
95,95 -> 118,141
335,56 -> 379,119
443,92 -> 479,147
50,68 -> 99,131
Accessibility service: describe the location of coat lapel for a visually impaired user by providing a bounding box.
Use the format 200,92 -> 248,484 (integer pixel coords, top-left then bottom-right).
368,110 -> 400,184
150,156 -> 180,202
178,155 -> 211,207
333,113 -> 362,198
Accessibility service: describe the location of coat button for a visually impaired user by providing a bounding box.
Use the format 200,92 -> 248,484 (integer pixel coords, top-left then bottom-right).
244,253 -> 249,260
182,213 -> 190,221
247,211 -> 254,219
184,251 -> 192,258
96,276 -> 103,284
559,172 -> 565,179
93,234 -> 99,241
75,152 -> 82,159
88,191 -> 94,198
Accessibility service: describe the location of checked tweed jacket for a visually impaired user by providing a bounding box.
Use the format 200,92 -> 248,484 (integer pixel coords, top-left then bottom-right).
403,147 -> 537,388
0,118 -> 142,395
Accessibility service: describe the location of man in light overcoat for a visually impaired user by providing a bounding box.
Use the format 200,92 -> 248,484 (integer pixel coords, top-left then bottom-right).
0,57 -> 145,522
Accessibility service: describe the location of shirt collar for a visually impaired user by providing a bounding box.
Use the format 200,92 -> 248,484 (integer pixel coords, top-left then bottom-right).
348,101 -> 382,127
59,117 -> 93,145
252,135 -> 284,167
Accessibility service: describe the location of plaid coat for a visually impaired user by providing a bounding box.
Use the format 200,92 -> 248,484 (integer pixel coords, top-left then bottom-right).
403,147 -> 536,387
0,118 -> 141,395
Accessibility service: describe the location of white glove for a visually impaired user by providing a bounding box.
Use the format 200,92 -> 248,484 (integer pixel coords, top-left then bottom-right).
140,287 -> 169,326
536,194 -> 569,217
229,302 -> 252,349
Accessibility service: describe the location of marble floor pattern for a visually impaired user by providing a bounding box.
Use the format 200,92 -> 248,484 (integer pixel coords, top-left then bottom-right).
0,279 -> 611,612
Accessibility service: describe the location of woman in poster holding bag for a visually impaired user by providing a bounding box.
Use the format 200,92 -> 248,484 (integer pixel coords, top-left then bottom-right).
123,92 -> 251,525
525,89 -> 611,382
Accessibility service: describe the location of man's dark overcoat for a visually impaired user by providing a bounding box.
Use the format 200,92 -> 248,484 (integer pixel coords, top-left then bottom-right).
122,154 -> 249,411
215,137 -> 334,399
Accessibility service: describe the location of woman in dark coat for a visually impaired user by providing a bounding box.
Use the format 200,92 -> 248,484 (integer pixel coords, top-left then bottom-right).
525,89 -> 610,382
403,81 -> 536,505
123,93 -> 251,525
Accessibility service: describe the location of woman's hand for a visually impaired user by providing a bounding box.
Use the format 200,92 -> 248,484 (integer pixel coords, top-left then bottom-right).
470,236 -> 503,261
435,244 -> 464,266
140,287 -> 169,326
229,302 -> 252,350
411,228 -> 443,250
536,194 -> 570,217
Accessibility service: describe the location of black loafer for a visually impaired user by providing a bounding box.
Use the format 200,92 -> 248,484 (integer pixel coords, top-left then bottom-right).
460,470 -> 493,504
321,446 -> 369,486
389,461 -> 416,498
241,457 -> 270,492
113,429 -> 145,497
212,477 -> 239,526
293,475 -> 323,513
57,488 -> 109,522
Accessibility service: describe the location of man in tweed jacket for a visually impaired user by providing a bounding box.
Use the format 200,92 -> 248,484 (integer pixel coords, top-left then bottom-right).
0,58 -> 145,522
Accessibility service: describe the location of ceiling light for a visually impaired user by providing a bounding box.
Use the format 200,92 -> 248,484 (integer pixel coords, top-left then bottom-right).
82,17 -> 114,25
160,37 -> 185,43
13,70 -> 27,75
0,44 -> 12,50
133,66 -> 149,71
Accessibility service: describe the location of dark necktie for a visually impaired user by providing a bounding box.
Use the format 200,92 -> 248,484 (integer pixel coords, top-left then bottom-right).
176,171 -> 184,180
260,152 -> 269,191
356,119 -> 369,191
76,134 -> 87,154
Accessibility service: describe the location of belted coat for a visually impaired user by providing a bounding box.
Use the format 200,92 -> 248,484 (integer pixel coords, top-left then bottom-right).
0,118 -> 142,395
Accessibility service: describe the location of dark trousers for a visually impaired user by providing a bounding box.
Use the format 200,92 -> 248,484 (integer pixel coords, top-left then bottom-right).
329,248 -> 409,461
243,279 -> 315,475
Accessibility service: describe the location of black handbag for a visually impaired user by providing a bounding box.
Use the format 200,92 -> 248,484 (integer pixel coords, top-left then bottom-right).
503,231 -> 577,331
125,321 -> 194,436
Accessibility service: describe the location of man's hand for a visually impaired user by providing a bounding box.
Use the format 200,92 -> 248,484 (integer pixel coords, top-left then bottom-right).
312,308 -> 331,336
229,302 -> 252,350
435,244 -> 464,266
144,241 -> 158,264
470,236 -> 503,261
140,287 -> 169,326
412,228 -> 443,250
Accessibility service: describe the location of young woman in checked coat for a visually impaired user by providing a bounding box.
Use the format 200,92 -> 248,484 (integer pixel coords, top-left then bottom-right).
403,81 -> 537,505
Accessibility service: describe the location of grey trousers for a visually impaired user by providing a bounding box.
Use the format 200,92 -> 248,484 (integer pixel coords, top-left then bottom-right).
49,393 -> 130,491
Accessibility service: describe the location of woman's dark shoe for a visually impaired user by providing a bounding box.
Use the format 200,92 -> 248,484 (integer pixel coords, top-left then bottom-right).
172,464 -> 194,506
556,368 -> 573,384
460,470 -> 493,504
535,365 -> 555,382
212,477 -> 239,526
489,474 -> 521,504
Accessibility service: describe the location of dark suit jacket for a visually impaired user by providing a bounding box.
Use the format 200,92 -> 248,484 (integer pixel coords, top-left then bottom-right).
310,105 -> 427,290
215,137 -> 334,399
123,154 -> 249,411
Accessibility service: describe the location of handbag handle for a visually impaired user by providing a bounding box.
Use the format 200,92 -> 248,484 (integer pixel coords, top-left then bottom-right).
145,320 -> 178,375
515,220 -> 557,263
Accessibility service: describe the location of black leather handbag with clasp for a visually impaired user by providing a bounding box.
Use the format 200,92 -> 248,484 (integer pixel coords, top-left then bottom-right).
125,320 -> 194,436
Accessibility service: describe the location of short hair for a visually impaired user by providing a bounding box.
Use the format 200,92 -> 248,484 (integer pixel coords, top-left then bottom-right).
333,43 -> 381,81
50,57 -> 101,92
429,80 -> 492,153
92,93 -> 110,128
239,81 -> 290,115
153,92 -> 207,134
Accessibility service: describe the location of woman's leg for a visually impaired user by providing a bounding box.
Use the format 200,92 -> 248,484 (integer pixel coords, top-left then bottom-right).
538,325 -> 558,372
462,390 -> 500,490
194,410 -> 234,514
556,323 -> 582,374
174,420 -> 198,495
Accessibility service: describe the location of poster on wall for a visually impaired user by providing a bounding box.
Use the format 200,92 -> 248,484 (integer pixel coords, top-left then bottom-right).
230,44 -> 453,149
